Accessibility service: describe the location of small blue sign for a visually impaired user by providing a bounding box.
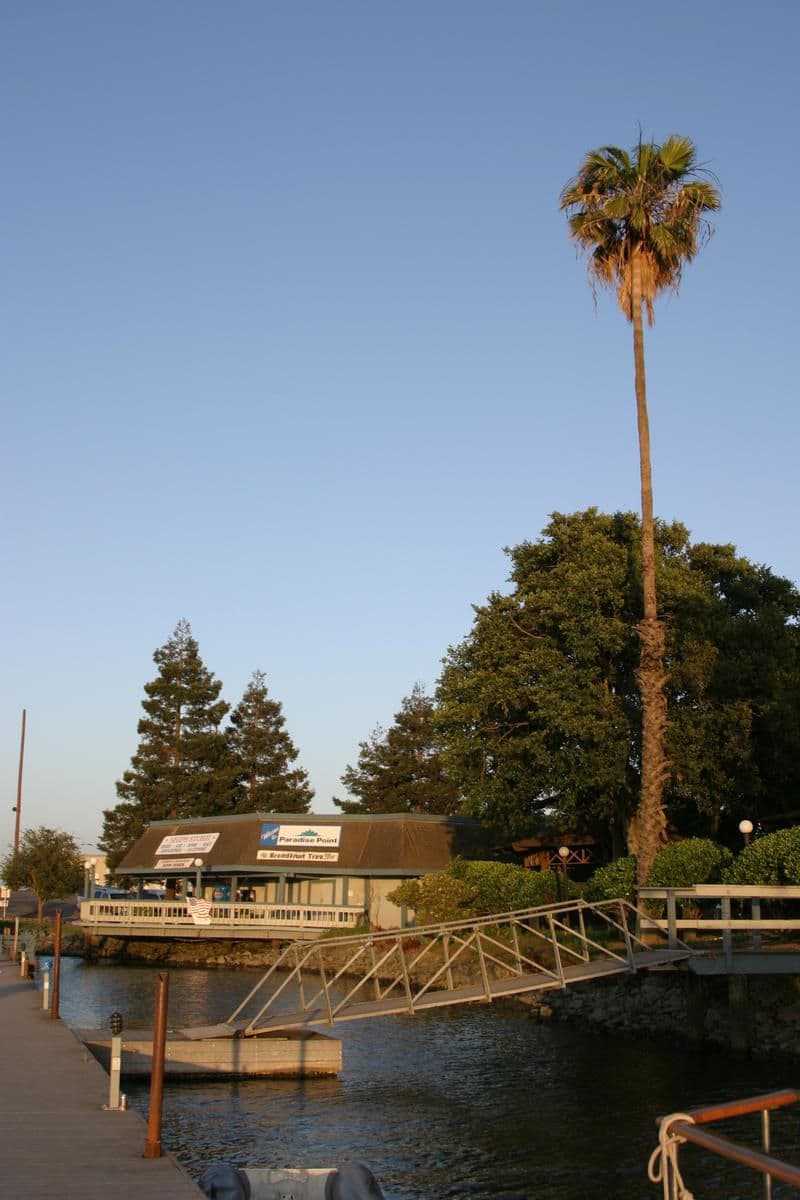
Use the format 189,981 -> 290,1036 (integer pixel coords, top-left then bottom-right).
259,823 -> 280,846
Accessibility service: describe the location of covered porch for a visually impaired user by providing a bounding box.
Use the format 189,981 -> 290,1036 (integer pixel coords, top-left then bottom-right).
78,895 -> 367,939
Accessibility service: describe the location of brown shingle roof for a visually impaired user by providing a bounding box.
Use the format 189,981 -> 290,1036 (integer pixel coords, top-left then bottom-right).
116,812 -> 485,877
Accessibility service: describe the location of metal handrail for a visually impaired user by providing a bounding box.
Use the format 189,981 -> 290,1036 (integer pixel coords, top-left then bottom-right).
223,897 -> 691,1034
652,1090 -> 800,1198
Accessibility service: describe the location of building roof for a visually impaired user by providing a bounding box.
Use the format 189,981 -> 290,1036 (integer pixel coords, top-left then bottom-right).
116,812 -> 485,878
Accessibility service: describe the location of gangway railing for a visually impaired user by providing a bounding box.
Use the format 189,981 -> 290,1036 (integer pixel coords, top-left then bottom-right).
649,1089 -> 800,1199
209,897 -> 691,1037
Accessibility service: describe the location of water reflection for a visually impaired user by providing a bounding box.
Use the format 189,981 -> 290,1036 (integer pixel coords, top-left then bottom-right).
52,959 -> 800,1199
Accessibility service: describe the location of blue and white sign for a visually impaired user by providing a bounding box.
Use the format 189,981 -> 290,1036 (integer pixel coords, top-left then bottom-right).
258,823 -> 342,850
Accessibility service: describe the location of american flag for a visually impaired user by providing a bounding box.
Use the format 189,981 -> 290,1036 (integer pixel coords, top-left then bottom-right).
186,896 -> 212,925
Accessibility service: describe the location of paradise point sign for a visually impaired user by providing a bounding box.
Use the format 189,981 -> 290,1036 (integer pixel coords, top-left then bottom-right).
257,822 -> 341,861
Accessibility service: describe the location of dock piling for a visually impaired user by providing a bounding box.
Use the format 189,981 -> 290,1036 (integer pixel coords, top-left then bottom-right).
50,908 -> 63,1020
144,973 -> 169,1158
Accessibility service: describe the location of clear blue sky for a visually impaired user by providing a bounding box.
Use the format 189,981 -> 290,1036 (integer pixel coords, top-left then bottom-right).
2,2 -> 798,853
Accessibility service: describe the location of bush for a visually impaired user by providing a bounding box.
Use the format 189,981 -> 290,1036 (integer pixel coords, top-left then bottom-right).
727,827 -> 800,885
646,838 -> 732,889
388,872 -> 475,924
388,859 -> 569,925
584,856 -> 636,903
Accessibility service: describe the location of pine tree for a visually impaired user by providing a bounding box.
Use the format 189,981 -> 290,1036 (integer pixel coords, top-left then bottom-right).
228,670 -> 314,813
101,620 -> 233,868
334,684 -> 461,815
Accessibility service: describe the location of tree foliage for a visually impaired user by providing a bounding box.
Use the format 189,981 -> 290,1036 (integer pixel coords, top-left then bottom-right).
435,509 -> 800,851
102,623 -> 317,869
560,134 -> 720,324
101,620 -> 233,868
1,827 -> 84,919
228,670 -> 313,813
334,684 -> 461,815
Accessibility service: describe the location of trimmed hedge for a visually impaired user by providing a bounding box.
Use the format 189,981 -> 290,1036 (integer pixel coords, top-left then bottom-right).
646,838 -> 732,889
388,859 -> 570,925
727,827 -> 800,885
584,856 -> 636,903
586,839 -> 731,902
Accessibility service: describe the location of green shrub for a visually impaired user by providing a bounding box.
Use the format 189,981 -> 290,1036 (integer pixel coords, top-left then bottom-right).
727,827 -> 800,885
584,856 -> 636,903
646,838 -> 732,888
388,859 -> 568,925
388,872 -> 475,924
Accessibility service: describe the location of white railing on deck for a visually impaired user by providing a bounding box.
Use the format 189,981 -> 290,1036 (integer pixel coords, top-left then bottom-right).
638,884 -> 800,968
79,898 -> 367,931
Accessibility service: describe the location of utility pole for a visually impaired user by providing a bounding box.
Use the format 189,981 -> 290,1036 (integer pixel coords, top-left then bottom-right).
13,708 -> 26,856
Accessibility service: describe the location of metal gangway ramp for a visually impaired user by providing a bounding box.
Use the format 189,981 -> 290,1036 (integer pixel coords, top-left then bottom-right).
181,898 -> 691,1040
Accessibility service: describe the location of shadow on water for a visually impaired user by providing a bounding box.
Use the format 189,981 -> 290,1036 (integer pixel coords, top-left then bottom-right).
51,959 -> 800,1199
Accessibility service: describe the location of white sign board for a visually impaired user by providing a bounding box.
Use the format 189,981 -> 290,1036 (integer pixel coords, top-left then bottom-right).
257,849 -> 339,863
156,857 -> 195,870
155,832 -> 220,856
258,823 -> 341,850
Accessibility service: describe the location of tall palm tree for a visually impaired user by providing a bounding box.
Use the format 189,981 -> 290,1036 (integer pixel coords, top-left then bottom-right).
560,134 -> 720,883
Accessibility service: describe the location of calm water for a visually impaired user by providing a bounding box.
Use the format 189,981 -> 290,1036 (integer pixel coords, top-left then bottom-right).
49,958 -> 800,1199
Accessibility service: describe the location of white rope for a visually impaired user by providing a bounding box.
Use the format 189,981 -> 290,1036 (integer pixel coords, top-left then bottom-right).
647,1113 -> 697,1200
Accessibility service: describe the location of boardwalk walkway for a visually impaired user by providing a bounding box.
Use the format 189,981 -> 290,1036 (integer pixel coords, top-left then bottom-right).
0,951 -> 203,1199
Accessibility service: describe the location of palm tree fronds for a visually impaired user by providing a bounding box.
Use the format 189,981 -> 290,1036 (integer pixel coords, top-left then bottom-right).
560,132 -> 721,325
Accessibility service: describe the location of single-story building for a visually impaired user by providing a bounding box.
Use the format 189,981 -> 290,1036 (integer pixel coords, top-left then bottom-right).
87,811 -> 486,939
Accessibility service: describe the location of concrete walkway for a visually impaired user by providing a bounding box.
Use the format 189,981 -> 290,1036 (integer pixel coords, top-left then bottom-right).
0,952 -> 203,1199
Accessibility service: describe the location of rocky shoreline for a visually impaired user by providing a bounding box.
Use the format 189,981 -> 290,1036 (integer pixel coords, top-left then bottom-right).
521,969 -> 800,1060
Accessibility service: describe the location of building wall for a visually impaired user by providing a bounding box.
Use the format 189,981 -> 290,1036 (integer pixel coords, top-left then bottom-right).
367,878 -> 407,929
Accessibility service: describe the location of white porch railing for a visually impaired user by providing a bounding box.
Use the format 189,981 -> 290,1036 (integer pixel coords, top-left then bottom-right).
78,898 -> 367,933
638,884 -> 800,968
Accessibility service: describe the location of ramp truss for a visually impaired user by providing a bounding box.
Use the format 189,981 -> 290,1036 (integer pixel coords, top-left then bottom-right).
182,898 -> 690,1039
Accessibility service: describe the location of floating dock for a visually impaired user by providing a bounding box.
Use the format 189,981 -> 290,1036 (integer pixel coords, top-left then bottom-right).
77,1027 -> 342,1078
0,952 -> 203,1199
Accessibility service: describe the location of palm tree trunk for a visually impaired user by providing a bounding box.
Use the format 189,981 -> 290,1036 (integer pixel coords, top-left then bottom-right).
630,247 -> 669,885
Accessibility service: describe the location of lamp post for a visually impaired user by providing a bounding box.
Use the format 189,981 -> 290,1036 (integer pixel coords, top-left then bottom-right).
557,845 -> 570,901
738,819 -> 754,847
193,858 -> 203,897
83,857 -> 97,900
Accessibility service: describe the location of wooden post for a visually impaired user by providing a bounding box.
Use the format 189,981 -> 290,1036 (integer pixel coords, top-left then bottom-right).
686,973 -> 708,1042
722,896 -> 733,969
667,890 -> 678,948
144,973 -> 169,1158
50,908 -> 63,1020
728,975 -> 750,1054
752,896 -> 763,952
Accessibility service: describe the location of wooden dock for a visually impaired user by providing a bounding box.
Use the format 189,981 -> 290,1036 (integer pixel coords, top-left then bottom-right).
0,950 -> 203,1199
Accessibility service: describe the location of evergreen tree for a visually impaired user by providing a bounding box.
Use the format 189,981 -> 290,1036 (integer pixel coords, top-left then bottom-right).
334,684 -> 461,815
101,620 -> 233,869
228,670 -> 314,813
